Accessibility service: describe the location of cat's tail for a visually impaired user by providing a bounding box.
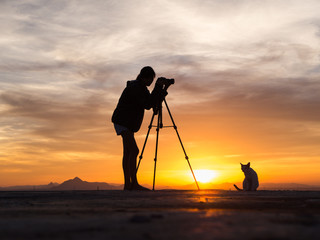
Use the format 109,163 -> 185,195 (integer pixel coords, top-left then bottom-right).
233,184 -> 243,191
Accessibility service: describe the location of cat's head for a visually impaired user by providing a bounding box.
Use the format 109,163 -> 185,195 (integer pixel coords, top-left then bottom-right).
240,162 -> 250,172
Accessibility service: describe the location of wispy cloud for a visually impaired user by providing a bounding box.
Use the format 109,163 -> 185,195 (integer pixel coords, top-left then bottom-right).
1,0 -> 320,185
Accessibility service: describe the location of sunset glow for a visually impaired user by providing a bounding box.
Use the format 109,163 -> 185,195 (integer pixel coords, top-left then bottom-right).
193,170 -> 218,184
0,1 -> 320,188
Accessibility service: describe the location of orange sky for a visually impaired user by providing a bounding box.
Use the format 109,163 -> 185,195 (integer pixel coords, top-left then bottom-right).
0,1 -> 320,187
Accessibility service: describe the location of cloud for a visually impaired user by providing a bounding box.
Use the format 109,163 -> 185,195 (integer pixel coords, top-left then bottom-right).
1,0 -> 320,185
0,90 -> 114,153
173,71 -> 320,120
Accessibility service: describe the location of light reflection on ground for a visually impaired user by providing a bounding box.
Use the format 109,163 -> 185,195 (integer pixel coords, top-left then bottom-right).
0,190 -> 319,239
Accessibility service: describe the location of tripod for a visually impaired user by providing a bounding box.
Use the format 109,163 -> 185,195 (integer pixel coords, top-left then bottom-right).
136,96 -> 200,191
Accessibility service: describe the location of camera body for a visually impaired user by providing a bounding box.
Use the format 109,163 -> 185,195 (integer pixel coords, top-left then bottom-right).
156,77 -> 175,87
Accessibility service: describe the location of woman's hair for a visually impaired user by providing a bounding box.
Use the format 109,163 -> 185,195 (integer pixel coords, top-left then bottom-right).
136,66 -> 155,80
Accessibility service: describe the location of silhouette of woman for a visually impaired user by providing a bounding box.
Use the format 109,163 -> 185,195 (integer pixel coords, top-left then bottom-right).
112,66 -> 166,190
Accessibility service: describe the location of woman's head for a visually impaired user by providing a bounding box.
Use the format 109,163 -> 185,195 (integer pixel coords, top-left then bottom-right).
136,66 -> 155,86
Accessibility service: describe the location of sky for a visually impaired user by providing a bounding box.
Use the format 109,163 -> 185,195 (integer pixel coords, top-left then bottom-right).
0,0 -> 320,187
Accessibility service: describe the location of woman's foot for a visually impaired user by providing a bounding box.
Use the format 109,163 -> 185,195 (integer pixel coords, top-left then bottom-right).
131,184 -> 150,191
123,183 -> 132,191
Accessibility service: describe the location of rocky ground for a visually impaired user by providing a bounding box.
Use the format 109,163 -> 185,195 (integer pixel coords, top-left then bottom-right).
0,190 -> 319,239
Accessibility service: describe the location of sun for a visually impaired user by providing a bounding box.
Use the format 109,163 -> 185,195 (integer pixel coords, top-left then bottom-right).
193,169 -> 217,184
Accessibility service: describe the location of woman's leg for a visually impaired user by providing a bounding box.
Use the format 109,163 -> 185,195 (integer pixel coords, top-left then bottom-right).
121,131 -> 132,190
121,130 -> 149,191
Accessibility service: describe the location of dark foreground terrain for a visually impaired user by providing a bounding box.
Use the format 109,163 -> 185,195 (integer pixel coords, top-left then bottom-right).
0,190 -> 319,239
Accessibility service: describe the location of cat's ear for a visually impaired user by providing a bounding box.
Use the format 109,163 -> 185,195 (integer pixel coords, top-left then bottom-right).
240,163 -> 243,166
247,162 -> 250,167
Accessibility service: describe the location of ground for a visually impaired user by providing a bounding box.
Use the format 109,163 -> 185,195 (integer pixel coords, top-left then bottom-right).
0,190 -> 319,239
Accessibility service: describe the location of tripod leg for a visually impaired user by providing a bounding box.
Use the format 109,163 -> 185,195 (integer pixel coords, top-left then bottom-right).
136,113 -> 156,172
163,99 -> 200,190
152,112 -> 161,191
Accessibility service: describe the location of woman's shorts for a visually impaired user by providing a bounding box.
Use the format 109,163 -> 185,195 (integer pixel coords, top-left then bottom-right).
114,124 -> 129,136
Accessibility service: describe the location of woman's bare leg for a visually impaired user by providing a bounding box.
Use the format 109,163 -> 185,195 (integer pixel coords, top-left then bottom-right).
121,131 -> 135,190
121,130 -> 149,191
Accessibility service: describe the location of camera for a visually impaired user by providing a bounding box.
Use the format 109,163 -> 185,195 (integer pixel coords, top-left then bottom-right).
156,77 -> 175,87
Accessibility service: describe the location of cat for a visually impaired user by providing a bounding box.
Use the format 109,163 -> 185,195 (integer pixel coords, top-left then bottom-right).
234,162 -> 259,191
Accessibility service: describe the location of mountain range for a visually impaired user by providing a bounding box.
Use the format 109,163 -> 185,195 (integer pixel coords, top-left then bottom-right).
0,177 -> 319,191
0,177 -> 123,191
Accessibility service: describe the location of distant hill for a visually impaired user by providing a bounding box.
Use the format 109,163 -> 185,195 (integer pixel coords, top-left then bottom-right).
258,182 -> 320,191
179,182 -> 320,191
0,177 -> 123,191
51,177 -> 120,190
0,182 -> 59,191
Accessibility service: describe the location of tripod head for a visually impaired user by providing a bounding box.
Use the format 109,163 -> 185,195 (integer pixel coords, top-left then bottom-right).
152,93 -> 166,128
153,77 -> 174,116
153,95 -> 165,116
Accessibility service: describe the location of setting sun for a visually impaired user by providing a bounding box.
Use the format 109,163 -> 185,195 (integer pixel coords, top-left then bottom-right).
193,170 -> 217,184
